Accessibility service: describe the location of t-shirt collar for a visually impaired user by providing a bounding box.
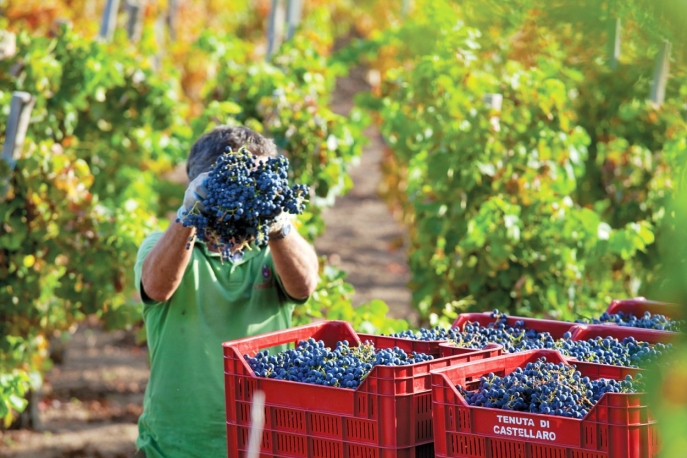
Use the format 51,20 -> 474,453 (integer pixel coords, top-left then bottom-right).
195,240 -> 263,265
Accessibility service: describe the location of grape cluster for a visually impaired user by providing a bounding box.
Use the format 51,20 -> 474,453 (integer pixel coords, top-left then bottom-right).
459,357 -> 642,418
577,311 -> 683,332
387,326 -> 461,341
177,147 -> 309,258
245,338 -> 433,389
387,310 -> 672,368
554,335 -> 670,367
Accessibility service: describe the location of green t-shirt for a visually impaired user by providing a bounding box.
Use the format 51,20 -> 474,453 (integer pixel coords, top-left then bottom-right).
133,232 -> 300,458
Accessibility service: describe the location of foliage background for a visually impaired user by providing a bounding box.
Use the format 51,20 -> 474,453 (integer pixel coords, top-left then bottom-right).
0,2 -> 686,454
351,0 -> 687,325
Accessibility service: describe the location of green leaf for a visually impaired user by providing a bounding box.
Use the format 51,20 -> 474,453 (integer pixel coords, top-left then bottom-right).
8,394 -> 28,411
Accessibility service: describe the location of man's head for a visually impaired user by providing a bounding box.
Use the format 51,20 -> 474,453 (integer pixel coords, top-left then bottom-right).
186,126 -> 277,181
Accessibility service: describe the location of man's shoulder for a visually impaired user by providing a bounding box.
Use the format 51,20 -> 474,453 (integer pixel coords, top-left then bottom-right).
135,232 -> 164,265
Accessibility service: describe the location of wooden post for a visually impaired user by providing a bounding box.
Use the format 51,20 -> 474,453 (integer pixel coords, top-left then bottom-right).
483,93 -> 503,132
16,390 -> 41,430
99,0 -> 121,42
6,30 -> 21,76
0,30 -> 16,60
125,0 -> 143,42
608,18 -> 621,70
285,0 -> 302,41
167,0 -> 179,42
152,9 -> 167,71
483,93 -> 503,111
1,92 -> 35,198
266,0 -> 285,61
85,0 -> 97,18
650,40 -> 671,107
2,92 -> 36,172
402,0 -> 412,17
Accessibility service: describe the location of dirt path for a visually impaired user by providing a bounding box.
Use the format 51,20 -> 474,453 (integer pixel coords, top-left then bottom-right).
0,70 -> 414,457
315,67 -> 416,325
0,318 -> 147,457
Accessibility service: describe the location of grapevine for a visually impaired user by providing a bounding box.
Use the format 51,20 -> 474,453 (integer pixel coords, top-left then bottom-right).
177,146 -> 309,258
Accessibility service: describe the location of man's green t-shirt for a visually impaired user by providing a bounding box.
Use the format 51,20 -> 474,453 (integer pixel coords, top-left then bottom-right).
133,232 -> 300,458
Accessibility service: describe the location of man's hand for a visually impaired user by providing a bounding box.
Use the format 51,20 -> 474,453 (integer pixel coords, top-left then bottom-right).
177,172 -> 209,221
268,212 -> 292,239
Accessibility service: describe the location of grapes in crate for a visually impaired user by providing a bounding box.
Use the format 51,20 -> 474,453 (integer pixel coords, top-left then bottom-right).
577,311 -> 683,332
387,326 -> 461,341
386,310 -> 672,368
245,338 -> 433,389
177,146 -> 309,258
458,357 -> 643,419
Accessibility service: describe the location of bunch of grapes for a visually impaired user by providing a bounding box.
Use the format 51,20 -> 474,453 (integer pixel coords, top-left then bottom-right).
386,310 -> 672,368
459,357 -> 642,418
386,326 -> 462,341
177,146 -> 309,258
554,334 -> 670,367
245,338 -> 433,389
577,311 -> 683,332
384,311 -> 542,344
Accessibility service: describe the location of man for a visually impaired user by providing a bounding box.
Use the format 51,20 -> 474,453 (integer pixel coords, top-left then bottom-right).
132,126 -> 319,458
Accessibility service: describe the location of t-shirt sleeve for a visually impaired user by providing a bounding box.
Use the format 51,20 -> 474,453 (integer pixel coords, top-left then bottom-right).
134,232 -> 165,306
267,255 -> 312,306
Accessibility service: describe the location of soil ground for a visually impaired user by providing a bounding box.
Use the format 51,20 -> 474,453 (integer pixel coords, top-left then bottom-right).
0,71 -> 414,457
315,65 -> 416,324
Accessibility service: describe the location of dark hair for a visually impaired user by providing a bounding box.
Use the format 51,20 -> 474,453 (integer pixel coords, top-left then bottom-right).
186,126 -> 277,181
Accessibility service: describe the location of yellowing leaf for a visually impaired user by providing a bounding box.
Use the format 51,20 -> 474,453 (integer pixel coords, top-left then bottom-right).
23,255 -> 35,268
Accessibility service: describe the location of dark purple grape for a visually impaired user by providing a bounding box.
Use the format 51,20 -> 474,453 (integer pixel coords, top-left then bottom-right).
177,146 -> 309,258
244,338 -> 433,389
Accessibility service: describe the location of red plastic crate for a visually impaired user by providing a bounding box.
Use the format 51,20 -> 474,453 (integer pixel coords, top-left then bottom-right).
452,312 -> 577,339
227,425 -> 436,458
431,350 -> 658,458
570,324 -> 678,345
439,323 -> 676,358
606,297 -> 684,320
359,333 -> 448,358
440,313 -> 578,358
364,310 -> 585,359
223,321 -> 502,458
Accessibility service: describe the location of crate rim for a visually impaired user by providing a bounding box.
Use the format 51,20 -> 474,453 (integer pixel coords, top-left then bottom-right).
221,320 -> 361,350
606,297 -> 684,320
570,323 -> 679,341
451,312 -> 577,330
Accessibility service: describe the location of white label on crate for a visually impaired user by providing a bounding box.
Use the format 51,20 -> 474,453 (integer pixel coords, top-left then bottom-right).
493,415 -> 556,441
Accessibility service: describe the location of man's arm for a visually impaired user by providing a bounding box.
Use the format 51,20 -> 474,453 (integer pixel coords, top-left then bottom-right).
268,230 -> 319,300
141,222 -> 196,302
